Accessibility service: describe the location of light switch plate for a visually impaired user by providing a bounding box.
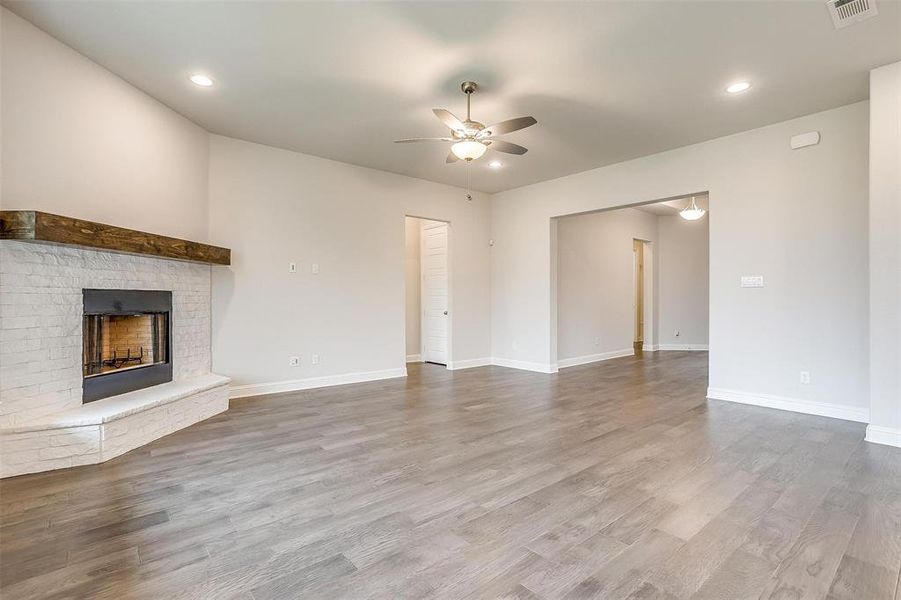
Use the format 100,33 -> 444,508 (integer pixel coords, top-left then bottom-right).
288,262 -> 297,273
312,263 -> 320,274
741,275 -> 764,288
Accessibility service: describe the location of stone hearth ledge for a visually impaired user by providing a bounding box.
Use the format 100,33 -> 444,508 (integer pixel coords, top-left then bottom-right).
0,374 -> 230,478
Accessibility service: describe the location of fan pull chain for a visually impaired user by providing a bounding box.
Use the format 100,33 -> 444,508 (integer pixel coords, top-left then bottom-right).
466,161 -> 472,201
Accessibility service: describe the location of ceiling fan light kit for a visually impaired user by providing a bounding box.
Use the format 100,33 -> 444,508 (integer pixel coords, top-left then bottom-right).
451,140 -> 487,161
395,81 -> 537,165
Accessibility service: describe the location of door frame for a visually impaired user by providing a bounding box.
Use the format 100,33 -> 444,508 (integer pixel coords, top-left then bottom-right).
632,238 -> 655,351
633,239 -> 645,344
406,215 -> 453,369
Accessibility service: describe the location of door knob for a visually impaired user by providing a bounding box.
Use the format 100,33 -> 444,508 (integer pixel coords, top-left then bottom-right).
443,311 -> 448,315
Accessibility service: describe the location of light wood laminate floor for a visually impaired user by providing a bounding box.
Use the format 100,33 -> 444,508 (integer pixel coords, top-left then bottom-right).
2,352 -> 899,599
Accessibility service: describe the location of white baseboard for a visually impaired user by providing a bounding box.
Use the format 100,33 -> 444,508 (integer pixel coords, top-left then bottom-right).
557,348 -> 634,369
865,425 -> 901,448
230,367 -> 408,399
707,387 -> 869,423
491,357 -> 558,374
447,358 -> 492,370
642,344 -> 659,352
406,354 -> 422,363
658,344 -> 709,351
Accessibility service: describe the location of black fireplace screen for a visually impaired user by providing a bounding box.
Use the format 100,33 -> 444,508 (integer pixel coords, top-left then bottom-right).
82,290 -> 173,403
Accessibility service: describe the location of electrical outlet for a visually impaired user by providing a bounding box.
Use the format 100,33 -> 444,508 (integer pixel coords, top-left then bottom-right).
800,371 -> 811,384
312,354 -> 320,365
593,337 -> 600,347
289,356 -> 300,367
288,262 -> 297,273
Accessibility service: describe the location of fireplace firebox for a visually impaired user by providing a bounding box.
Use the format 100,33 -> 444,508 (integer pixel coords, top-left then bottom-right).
82,289 -> 172,403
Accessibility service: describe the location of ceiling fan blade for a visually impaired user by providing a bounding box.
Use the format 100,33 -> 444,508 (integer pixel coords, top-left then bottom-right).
394,137 -> 454,143
489,140 -> 528,155
446,151 -> 459,164
433,109 -> 466,133
478,116 -> 537,138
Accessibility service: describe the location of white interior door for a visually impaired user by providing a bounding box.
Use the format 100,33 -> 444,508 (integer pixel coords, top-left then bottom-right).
421,221 -> 448,365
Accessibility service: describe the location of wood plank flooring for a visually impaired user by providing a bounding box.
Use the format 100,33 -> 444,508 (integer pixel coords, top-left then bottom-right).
2,352 -> 900,599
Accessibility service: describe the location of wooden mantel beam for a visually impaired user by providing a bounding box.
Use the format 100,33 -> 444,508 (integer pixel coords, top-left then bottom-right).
0,211 -> 231,265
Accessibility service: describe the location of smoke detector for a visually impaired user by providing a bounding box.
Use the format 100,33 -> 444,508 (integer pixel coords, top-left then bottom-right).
827,0 -> 878,29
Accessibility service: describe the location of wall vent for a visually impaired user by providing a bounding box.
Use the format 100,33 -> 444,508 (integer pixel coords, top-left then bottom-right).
827,0 -> 878,29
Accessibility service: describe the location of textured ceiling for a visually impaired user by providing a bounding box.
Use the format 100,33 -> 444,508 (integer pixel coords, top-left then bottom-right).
5,1 -> 899,193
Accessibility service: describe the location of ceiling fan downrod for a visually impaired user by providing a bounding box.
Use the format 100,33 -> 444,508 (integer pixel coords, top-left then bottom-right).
462,81 -> 477,122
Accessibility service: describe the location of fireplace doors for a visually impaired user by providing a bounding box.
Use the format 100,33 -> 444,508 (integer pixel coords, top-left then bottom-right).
82,289 -> 172,403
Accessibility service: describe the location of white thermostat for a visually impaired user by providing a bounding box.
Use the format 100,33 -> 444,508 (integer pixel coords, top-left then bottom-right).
790,131 -> 820,150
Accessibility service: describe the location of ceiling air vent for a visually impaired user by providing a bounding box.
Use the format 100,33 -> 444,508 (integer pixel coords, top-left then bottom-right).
827,0 -> 878,29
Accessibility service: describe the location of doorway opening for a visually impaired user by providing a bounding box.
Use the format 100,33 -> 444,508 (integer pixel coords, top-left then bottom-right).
553,193 -> 708,370
405,216 -> 450,367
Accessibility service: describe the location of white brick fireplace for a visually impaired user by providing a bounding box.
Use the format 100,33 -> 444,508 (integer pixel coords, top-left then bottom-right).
0,239 -> 230,477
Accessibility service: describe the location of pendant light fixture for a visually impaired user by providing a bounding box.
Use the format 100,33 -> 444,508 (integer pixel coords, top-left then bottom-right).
679,196 -> 706,221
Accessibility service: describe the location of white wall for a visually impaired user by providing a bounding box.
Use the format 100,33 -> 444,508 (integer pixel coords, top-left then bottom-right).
0,8 -> 210,241
208,136 -> 491,394
658,215 -> 709,349
491,102 -> 869,420
867,62 -> 901,446
556,208 -> 658,362
404,217 -> 421,359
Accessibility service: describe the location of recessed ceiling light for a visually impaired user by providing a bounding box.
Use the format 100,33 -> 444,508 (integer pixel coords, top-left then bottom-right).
726,81 -> 751,94
489,160 -> 503,169
189,74 -> 214,87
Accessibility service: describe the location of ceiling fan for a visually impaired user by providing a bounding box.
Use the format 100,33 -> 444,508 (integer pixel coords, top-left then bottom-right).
394,81 -> 537,164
